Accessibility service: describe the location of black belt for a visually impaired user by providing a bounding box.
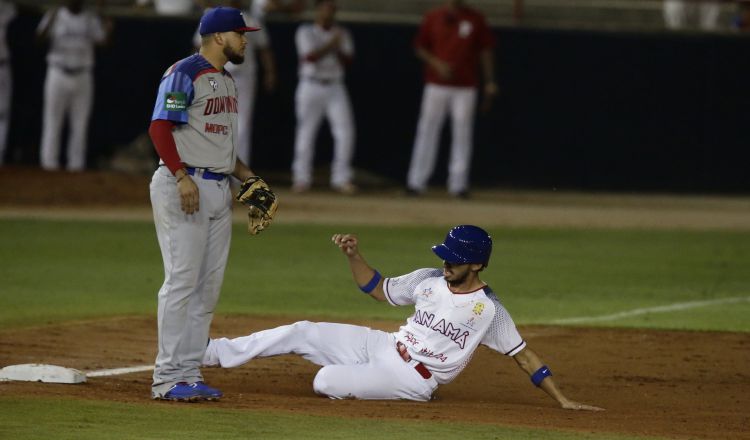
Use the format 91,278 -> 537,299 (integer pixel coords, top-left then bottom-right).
53,65 -> 89,75
186,167 -> 226,181
305,77 -> 339,85
0,59 -> 7,67
396,341 -> 432,379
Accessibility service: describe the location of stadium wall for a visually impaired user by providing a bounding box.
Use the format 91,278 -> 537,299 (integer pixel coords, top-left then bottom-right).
7,12 -> 749,192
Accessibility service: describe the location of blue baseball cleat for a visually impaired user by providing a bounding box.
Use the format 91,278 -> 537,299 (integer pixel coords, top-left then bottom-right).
192,381 -> 223,400
159,382 -> 203,402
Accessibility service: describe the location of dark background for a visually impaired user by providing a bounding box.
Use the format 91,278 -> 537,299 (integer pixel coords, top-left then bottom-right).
6,10 -> 750,193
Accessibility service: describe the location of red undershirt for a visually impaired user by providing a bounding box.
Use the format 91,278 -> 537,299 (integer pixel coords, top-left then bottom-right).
148,119 -> 183,174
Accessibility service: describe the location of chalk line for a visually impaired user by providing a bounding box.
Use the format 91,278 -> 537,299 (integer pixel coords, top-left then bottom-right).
86,365 -> 154,378
551,296 -> 750,325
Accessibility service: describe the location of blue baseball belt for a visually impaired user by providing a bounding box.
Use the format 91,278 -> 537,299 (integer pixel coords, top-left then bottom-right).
186,167 -> 226,181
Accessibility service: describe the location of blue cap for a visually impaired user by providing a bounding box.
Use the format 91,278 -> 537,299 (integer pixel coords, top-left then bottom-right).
432,225 -> 492,267
199,7 -> 260,35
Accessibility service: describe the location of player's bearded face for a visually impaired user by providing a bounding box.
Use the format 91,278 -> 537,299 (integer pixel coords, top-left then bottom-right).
223,33 -> 246,65
443,262 -> 471,286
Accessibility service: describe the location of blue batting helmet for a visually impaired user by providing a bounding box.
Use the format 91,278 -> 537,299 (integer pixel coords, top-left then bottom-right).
431,225 -> 492,267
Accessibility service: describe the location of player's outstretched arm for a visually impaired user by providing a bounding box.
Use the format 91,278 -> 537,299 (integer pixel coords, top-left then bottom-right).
513,346 -> 604,411
331,234 -> 386,302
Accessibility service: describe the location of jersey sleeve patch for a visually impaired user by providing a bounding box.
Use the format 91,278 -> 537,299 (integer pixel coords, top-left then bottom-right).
384,268 -> 443,306
163,92 -> 188,111
151,70 -> 194,123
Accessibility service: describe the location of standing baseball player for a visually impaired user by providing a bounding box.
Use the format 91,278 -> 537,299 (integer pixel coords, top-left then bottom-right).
0,0 -> 16,166
202,225 -> 604,410
291,0 -> 356,194
406,0 -> 498,198
37,0 -> 112,171
194,0 -> 277,166
148,6 -> 277,401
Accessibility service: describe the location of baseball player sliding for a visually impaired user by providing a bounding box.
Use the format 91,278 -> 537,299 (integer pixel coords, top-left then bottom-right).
203,225 -> 604,409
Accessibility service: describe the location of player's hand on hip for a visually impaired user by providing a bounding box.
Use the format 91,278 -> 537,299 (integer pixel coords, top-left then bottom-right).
433,60 -> 453,80
177,176 -> 200,214
331,233 -> 359,257
560,400 -> 605,412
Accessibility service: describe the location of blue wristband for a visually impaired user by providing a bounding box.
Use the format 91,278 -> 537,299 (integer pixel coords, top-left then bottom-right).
531,365 -> 552,387
359,270 -> 382,294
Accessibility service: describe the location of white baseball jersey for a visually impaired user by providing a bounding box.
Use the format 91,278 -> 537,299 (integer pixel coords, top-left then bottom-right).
296,23 -> 353,81
384,268 -> 526,384
37,7 -> 106,70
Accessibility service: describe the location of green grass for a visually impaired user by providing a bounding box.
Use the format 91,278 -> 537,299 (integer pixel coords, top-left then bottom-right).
0,219 -> 743,440
0,397 -> 665,440
0,219 -> 749,331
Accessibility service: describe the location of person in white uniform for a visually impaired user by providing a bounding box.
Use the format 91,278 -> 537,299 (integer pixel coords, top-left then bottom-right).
37,0 -> 112,171
0,0 -> 16,166
663,0 -> 721,30
203,225 -> 604,410
291,0 -> 356,194
193,0 -> 277,166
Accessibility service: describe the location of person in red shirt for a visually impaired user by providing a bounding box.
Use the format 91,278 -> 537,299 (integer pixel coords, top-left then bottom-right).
406,0 -> 497,198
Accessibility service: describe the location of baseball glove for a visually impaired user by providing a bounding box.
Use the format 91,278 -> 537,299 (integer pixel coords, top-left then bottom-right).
236,176 -> 278,235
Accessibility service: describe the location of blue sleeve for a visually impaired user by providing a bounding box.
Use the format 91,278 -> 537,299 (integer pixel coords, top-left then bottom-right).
151,71 -> 195,123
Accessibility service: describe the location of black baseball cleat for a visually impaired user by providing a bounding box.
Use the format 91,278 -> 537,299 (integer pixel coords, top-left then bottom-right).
404,187 -> 423,197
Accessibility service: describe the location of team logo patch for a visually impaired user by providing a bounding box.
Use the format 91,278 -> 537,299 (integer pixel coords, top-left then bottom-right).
164,92 -> 187,111
420,287 -> 433,298
472,302 -> 485,316
208,78 -> 219,92
459,20 -> 473,38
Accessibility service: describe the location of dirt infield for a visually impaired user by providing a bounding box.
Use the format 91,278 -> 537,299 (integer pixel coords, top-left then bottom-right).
1,316 -> 749,439
1,167 -> 750,439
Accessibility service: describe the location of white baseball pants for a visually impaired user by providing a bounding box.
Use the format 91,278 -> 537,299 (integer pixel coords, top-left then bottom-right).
39,66 -> 94,171
292,80 -> 355,188
149,167 -> 233,398
407,84 -> 477,195
204,321 -> 438,401
233,70 -> 258,166
0,62 -> 11,166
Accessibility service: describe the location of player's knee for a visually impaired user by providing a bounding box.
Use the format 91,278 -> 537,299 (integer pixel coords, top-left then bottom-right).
291,320 -> 317,340
313,366 -> 345,399
291,320 -> 314,335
